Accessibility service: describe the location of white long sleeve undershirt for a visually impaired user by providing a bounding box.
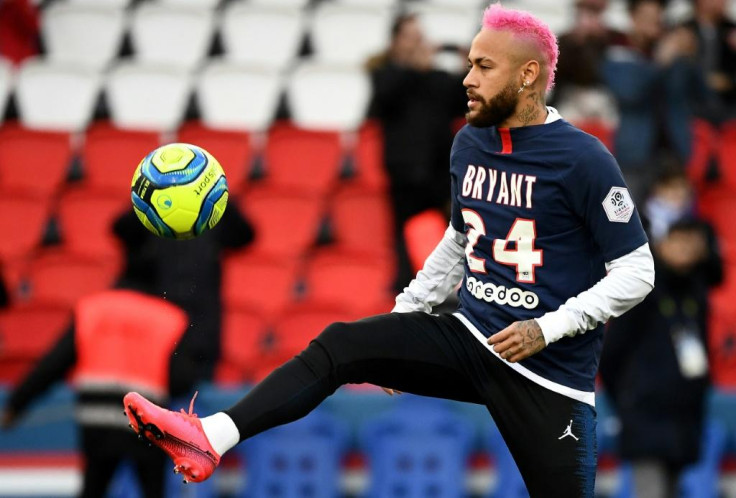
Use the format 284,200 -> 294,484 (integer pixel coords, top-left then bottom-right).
393,224 -> 655,343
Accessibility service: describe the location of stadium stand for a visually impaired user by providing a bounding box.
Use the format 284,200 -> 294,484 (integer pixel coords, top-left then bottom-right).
0,57 -> 12,123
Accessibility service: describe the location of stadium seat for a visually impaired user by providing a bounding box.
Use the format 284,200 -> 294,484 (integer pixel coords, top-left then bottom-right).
238,409 -> 349,498
329,187 -> 394,257
106,62 -> 192,132
696,188 -> 736,260
248,0 -> 310,7
310,3 -> 392,66
15,58 -> 101,132
302,250 -> 394,314
222,251 -> 300,318
0,304 -> 71,384
404,209 -> 448,273
41,3 -> 126,71
216,307 -> 270,385
287,61 -> 372,131
81,121 -> 161,194
359,396 -> 475,498
487,425 -> 528,498
177,121 -> 252,194
256,302 -> 358,380
715,120 -> 736,191
20,250 -> 119,308
263,123 -> 343,194
686,119 -> 719,189
707,281 -> 736,389
679,419 -> 728,498
236,187 -> 325,258
220,4 -> 305,71
350,120 -> 389,190
0,122 -> 73,197
0,194 -> 51,262
411,4 -> 479,48
0,57 -> 12,123
66,0 -> 132,6
56,187 -> 128,259
196,60 -> 283,133
130,3 -> 215,71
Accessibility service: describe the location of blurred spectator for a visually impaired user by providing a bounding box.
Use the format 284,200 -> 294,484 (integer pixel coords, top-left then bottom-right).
0,278 -> 187,497
0,267 -> 8,309
552,0 -> 619,127
602,0 -> 706,202
113,200 -> 255,398
600,218 -> 719,498
681,0 -> 736,122
0,0 -> 39,65
366,13 -> 467,291
642,166 -> 723,285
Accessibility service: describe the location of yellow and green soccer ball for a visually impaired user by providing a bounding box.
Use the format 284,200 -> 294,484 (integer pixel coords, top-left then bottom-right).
131,143 -> 228,239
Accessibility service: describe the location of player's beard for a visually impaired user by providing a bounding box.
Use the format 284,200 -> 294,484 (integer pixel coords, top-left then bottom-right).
466,78 -> 519,128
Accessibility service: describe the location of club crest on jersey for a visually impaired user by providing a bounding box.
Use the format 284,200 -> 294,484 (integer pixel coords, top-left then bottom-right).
603,187 -> 634,223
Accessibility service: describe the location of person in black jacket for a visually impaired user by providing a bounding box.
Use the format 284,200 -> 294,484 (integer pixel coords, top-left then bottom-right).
367,13 -> 467,291
600,219 -> 721,498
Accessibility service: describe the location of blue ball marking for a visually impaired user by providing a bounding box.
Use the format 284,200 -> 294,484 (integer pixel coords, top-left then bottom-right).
141,146 -> 209,187
131,191 -> 175,238
194,176 -> 228,235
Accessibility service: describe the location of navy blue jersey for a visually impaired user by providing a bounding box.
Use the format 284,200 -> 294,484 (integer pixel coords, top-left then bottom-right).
450,117 -> 648,392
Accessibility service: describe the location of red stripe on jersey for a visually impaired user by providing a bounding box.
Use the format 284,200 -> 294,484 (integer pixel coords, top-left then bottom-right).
499,128 -> 512,154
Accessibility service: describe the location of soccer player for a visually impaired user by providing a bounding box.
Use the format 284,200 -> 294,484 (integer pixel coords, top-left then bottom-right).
123,4 -> 655,496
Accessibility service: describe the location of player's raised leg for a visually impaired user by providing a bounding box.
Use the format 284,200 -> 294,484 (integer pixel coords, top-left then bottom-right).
124,312 -> 485,483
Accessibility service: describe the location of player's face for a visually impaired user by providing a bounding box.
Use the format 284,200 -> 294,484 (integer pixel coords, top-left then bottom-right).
464,30 -> 524,128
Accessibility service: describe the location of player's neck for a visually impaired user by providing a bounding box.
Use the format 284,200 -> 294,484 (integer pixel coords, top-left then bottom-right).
501,86 -> 548,129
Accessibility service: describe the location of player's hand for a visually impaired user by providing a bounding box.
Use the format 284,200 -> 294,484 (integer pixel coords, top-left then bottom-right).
488,319 -> 546,363
380,387 -> 402,396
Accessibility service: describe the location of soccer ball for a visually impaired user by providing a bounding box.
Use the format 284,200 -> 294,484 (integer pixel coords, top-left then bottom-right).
131,143 -> 228,239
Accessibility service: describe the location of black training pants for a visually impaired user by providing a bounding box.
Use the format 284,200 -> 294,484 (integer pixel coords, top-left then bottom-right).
225,312 -> 597,497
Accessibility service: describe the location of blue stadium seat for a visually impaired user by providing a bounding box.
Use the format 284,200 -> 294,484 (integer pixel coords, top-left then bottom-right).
359,396 -> 475,498
237,409 -> 349,498
487,425 -> 528,498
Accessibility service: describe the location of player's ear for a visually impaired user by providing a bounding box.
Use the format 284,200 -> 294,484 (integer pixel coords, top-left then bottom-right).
520,60 -> 540,87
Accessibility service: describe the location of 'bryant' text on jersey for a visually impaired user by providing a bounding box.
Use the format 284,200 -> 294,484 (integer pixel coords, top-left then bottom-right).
461,165 -> 536,209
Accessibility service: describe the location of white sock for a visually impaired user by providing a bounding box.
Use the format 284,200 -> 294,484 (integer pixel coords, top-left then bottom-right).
200,412 -> 240,456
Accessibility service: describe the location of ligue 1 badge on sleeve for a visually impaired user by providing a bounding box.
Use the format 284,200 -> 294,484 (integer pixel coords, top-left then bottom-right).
603,187 -> 634,223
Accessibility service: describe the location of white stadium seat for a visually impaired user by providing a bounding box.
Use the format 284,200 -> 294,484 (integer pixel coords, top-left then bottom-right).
220,5 -> 305,71
334,0 -> 399,7
15,58 -> 101,132
197,60 -> 283,132
106,62 -> 192,131
0,58 -> 12,125
248,0 -> 311,8
66,0 -> 132,7
410,4 -> 479,48
310,4 -> 393,66
130,4 -> 215,71
156,0 -> 221,7
287,61 -> 371,131
41,3 -> 127,71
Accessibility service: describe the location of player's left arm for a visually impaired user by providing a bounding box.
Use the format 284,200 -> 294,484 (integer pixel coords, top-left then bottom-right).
489,146 -> 655,363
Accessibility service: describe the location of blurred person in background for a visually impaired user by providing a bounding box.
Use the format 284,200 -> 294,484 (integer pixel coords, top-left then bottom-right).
552,0 -> 620,127
602,0 -> 707,202
0,0 -> 39,65
0,271 -> 188,498
367,13 -> 467,291
0,267 -> 9,309
681,0 -> 736,122
113,200 -> 255,399
600,218 -> 720,498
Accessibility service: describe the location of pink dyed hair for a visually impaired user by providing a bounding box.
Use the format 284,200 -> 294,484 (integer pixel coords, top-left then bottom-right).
481,3 -> 559,92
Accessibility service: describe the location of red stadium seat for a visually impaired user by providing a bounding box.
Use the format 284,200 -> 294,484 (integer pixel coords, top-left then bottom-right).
0,193 -> 51,261
177,121 -> 253,194
81,121 -> 160,194
351,120 -> 388,190
216,307 -> 270,385
686,118 -> 719,189
20,250 -> 119,308
56,187 -> 128,259
404,209 -> 447,273
716,120 -> 736,192
237,187 -> 325,258
329,186 -> 394,258
696,188 -> 736,260
576,119 -> 614,152
263,122 -> 342,194
222,251 -> 300,318
0,304 -> 72,383
302,249 -> 394,315
0,122 -> 73,197
257,302 -> 357,381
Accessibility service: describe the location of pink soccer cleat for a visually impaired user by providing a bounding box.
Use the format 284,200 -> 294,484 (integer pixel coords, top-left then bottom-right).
123,391 -> 220,483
